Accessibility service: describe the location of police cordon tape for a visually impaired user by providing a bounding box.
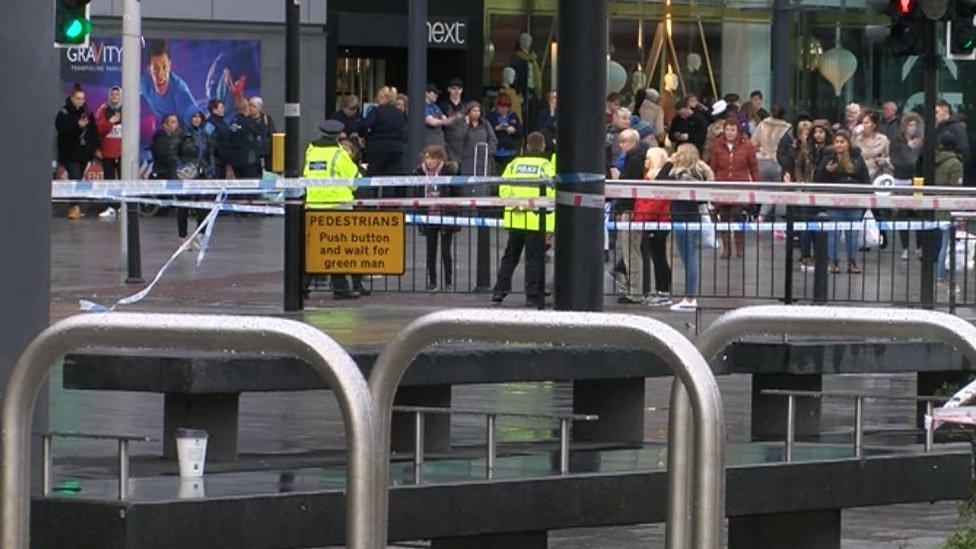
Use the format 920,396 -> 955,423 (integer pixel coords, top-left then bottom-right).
51,173 -> 604,199
53,176 -> 976,211
79,192 -> 226,312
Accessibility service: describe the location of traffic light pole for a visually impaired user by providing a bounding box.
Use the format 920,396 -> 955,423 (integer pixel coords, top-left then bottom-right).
121,0 -> 143,284
920,16 -> 939,307
283,0 -> 304,312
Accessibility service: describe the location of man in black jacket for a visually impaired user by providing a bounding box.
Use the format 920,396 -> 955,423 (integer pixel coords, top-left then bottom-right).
936,100 -> 970,167
227,99 -> 262,178
668,97 -> 708,153
204,99 -> 231,177
151,114 -> 182,179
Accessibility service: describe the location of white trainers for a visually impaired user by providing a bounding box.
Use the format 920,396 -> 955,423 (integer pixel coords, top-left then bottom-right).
669,298 -> 698,312
644,292 -> 673,307
901,249 -> 909,261
97,207 -> 116,219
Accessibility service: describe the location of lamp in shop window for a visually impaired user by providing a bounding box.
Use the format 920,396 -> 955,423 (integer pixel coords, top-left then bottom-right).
800,36 -> 824,71
607,58 -> 628,93
818,43 -> 858,96
484,41 -> 495,66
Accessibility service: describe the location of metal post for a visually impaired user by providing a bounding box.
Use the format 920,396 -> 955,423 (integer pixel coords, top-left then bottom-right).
370,310 -> 724,549
555,0 -> 607,312
413,412 -> 425,484
118,439 -> 129,500
42,436 -> 51,497
813,212 -> 829,303
950,218 -> 958,314
853,396 -> 864,458
785,395 -> 796,462
1,314 -> 379,549
559,418 -> 570,474
538,185 -> 548,309
771,0 -> 792,112
925,401 -> 934,452
486,414 -> 496,479
122,0 -> 143,284
783,207 -> 794,304
283,0 -> 304,311
920,16 -> 939,307
673,305 -> 976,549
406,0 -> 428,172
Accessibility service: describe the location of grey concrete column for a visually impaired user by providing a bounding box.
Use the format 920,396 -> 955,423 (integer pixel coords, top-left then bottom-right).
1,0 -> 54,490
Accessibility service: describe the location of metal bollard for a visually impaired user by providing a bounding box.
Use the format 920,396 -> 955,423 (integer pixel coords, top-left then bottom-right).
559,418 -> 570,475
925,401 -> 935,452
785,394 -> 796,462
118,439 -> 130,500
813,212 -> 829,303
486,414 -> 496,479
41,435 -> 52,497
413,412 -> 425,484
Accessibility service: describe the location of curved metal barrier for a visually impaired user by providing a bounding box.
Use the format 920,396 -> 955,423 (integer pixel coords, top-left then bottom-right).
368,309 -> 725,549
666,305 -> 976,549
0,314 -> 380,549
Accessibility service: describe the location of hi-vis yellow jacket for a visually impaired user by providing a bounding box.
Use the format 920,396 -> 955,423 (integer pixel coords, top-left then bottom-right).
303,143 -> 360,209
499,155 -> 555,231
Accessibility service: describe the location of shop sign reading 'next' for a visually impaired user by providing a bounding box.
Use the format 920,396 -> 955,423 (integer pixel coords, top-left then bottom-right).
427,18 -> 467,49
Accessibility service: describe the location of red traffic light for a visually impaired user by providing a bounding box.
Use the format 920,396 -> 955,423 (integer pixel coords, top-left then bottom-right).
896,0 -> 916,14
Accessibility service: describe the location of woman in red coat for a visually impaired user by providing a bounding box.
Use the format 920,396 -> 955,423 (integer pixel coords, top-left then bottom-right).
707,117 -> 759,259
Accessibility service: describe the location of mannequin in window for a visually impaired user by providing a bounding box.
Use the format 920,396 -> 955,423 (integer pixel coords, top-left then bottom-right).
626,71 -> 646,113
685,53 -> 708,99
660,72 -> 679,130
508,32 -> 543,101
499,66 -> 523,123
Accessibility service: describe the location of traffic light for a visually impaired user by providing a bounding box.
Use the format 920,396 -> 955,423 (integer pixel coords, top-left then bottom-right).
889,0 -> 924,56
55,0 -> 93,47
948,0 -> 976,59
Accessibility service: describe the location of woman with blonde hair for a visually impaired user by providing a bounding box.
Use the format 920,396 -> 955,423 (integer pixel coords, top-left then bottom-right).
364,85 -> 407,189
631,147 -> 674,306
669,143 -> 714,312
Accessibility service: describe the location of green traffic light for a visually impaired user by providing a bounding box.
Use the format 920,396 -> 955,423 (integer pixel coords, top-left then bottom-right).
64,19 -> 84,39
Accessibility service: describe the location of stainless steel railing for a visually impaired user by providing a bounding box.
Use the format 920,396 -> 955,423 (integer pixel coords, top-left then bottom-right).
760,390 -> 950,460
392,405 -> 598,482
0,314 -> 380,549
370,309 -> 725,549
37,431 -> 153,500
667,305 -> 976,549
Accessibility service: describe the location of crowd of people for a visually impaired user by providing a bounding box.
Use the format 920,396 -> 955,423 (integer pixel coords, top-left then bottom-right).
56,73 -> 975,308
604,88 -> 971,310
55,84 -> 276,245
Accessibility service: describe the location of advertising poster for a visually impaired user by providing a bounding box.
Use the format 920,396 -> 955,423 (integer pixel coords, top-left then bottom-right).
60,37 -> 261,160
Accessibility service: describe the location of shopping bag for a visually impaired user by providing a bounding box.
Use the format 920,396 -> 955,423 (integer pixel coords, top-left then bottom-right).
862,210 -> 880,249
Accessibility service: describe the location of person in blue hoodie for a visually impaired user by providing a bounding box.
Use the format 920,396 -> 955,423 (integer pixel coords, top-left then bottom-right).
486,94 -> 522,172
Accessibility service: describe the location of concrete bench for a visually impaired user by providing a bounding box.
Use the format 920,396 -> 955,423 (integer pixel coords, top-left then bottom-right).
64,339 -> 976,461
31,443 -> 972,549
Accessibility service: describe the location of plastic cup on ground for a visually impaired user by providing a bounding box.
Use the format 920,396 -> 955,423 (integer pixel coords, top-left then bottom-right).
174,428 -> 208,478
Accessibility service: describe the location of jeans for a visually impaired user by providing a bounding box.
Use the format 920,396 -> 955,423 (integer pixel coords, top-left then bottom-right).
937,227 -> 951,282
674,229 -> 699,297
826,208 -> 863,262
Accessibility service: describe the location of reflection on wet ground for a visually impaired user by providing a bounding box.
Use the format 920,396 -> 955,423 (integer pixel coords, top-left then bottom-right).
47,215 -> 972,547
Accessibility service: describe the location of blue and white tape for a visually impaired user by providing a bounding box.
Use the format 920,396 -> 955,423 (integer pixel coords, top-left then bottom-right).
79,192 -> 227,312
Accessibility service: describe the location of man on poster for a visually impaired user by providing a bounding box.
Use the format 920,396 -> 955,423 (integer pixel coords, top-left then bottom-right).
140,39 -> 198,128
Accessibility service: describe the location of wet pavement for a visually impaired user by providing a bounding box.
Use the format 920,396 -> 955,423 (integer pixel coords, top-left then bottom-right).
46,213 -> 975,547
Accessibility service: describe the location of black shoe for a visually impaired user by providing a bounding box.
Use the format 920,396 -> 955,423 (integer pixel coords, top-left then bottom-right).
617,295 -> 643,304
333,290 -> 361,300
353,284 -> 371,296
491,291 -> 507,303
525,297 -> 544,308
473,285 -> 491,294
